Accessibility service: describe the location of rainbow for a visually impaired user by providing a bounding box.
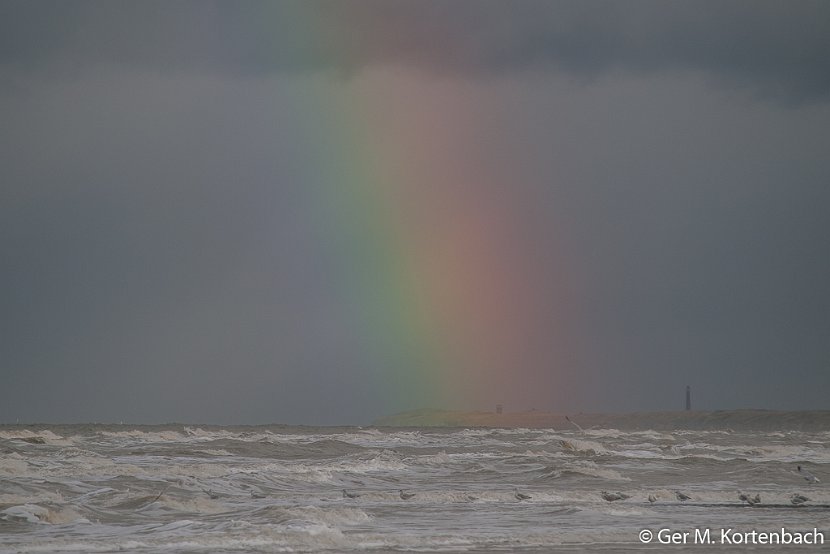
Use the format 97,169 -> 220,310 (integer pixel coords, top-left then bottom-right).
276,15 -> 572,414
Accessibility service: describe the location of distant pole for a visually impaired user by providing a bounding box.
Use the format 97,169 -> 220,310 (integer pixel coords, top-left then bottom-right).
685,385 -> 691,411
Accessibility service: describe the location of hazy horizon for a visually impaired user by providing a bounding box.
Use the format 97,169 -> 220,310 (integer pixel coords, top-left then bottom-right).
2,1 -> 829,425
4,404 -> 830,429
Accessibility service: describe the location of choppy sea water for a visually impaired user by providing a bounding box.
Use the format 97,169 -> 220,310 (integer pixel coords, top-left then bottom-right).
1,424 -> 827,552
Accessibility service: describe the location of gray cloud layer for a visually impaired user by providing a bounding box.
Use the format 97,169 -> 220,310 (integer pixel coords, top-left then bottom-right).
1,2 -> 829,423
2,1 -> 830,102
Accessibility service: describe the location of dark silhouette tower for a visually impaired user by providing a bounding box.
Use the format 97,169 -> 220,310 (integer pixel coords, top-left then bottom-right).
685,385 -> 691,411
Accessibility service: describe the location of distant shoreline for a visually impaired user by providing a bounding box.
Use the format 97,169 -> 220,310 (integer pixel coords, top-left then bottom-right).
373,408 -> 830,431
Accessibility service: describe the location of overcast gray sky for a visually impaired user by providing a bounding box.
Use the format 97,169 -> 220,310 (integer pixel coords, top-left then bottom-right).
2,1 -> 829,424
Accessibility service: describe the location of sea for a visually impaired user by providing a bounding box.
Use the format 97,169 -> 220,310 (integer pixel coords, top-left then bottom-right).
1,421 -> 827,552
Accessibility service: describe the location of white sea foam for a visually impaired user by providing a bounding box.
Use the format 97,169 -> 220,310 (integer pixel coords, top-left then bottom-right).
285,505 -> 372,526
3,423 -> 829,553
0,453 -> 30,475
99,429 -> 188,442
558,438 -> 609,455
1,504 -> 52,523
559,460 -> 630,481
156,496 -> 225,514
194,448 -> 235,456
0,429 -> 73,446
0,503 -> 86,525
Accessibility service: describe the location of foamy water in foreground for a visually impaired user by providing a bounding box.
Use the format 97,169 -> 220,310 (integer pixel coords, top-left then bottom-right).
1,424 -> 828,552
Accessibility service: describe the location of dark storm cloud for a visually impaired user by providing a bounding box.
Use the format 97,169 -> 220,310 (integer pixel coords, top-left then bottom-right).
2,0 -> 830,102
1,3 -> 829,424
